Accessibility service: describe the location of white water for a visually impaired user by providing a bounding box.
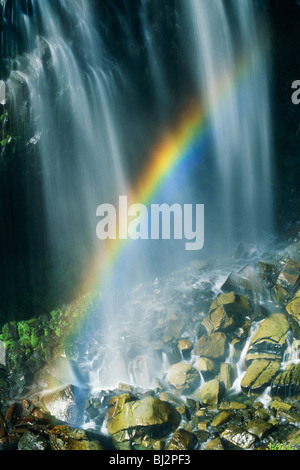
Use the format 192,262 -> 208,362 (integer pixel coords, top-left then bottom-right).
3,1 -> 275,393
185,0 -> 274,249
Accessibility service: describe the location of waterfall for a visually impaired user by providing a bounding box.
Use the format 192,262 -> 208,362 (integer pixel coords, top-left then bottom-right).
1,0 -> 275,392
184,0 -> 274,250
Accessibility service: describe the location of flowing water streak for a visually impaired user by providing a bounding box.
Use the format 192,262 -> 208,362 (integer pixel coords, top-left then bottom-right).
185,0 -> 274,247
6,0 -> 128,272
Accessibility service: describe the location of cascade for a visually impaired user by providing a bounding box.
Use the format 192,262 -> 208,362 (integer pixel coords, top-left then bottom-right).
1,1 -> 276,405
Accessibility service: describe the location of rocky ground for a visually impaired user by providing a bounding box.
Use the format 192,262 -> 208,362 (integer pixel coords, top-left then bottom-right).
0,227 -> 300,450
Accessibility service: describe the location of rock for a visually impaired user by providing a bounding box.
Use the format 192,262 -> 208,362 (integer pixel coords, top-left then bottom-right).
177,339 -> 193,359
161,337 -> 181,365
221,425 -> 256,449
204,436 -> 224,450
245,314 -> 290,363
194,357 -> 218,380
272,259 -> 300,305
218,363 -> 236,391
246,419 -> 273,439
211,411 -> 232,427
241,359 -> 281,395
166,363 -> 200,395
208,292 -> 252,315
194,332 -> 228,360
276,409 -> 300,426
106,396 -> 180,439
286,294 -> 300,336
35,384 -> 80,424
199,379 -> 220,406
270,400 -> 292,412
18,431 -> 49,450
221,265 -> 265,296
271,363 -> 300,398
168,428 -> 196,450
219,401 -> 247,410
48,425 -> 105,450
277,259 -> 300,294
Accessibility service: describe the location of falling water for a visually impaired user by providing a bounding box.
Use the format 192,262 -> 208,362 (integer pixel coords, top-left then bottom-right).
1,1 -> 275,395
184,0 -> 274,249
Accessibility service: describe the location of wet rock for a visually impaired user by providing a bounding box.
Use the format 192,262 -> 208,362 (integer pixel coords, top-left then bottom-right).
166,363 -> 200,395
221,265 -> 265,296
199,379 -> 220,406
241,359 -> 281,395
194,332 -> 228,360
246,419 -> 273,439
18,431 -> 49,450
34,384 -> 80,424
208,291 -> 252,316
286,293 -> 300,336
218,363 -> 236,391
276,409 -> 300,426
272,259 -> 300,305
204,436 -> 224,450
221,425 -> 256,449
48,425 -> 105,450
106,396 -> 180,439
245,314 -> 290,363
271,363 -> 300,398
168,428 -> 196,450
161,337 -> 181,365
194,357 -> 218,380
177,339 -> 193,359
211,411 -> 232,427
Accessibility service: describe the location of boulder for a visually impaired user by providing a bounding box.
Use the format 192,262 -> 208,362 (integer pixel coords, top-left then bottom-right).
34,384 -> 80,425
241,359 -> 281,395
272,259 -> 300,305
271,363 -> 300,398
167,428 -> 196,450
218,363 -> 236,391
199,379 -> 220,406
204,437 -> 224,450
48,425 -> 105,450
245,314 -> 290,364
106,396 -> 180,439
166,363 -> 200,395
208,292 -> 252,315
221,265 -> 265,296
194,333 -> 228,360
221,425 -> 256,449
177,339 -> 193,359
286,294 -> 300,336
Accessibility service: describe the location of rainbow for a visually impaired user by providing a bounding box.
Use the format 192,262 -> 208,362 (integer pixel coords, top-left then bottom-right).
64,39 -> 267,344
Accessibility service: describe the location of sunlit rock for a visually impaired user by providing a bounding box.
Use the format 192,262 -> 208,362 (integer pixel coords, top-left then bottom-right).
204,436 -> 224,450
199,378 -> 220,405
286,293 -> 300,336
245,313 -> 290,364
166,362 -> 200,395
36,384 -> 80,424
106,396 -> 180,439
167,428 -> 196,450
48,425 -> 105,450
221,425 -> 256,449
177,338 -> 193,359
241,359 -> 281,395
194,332 -> 228,360
271,363 -> 300,399
272,259 -> 300,305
